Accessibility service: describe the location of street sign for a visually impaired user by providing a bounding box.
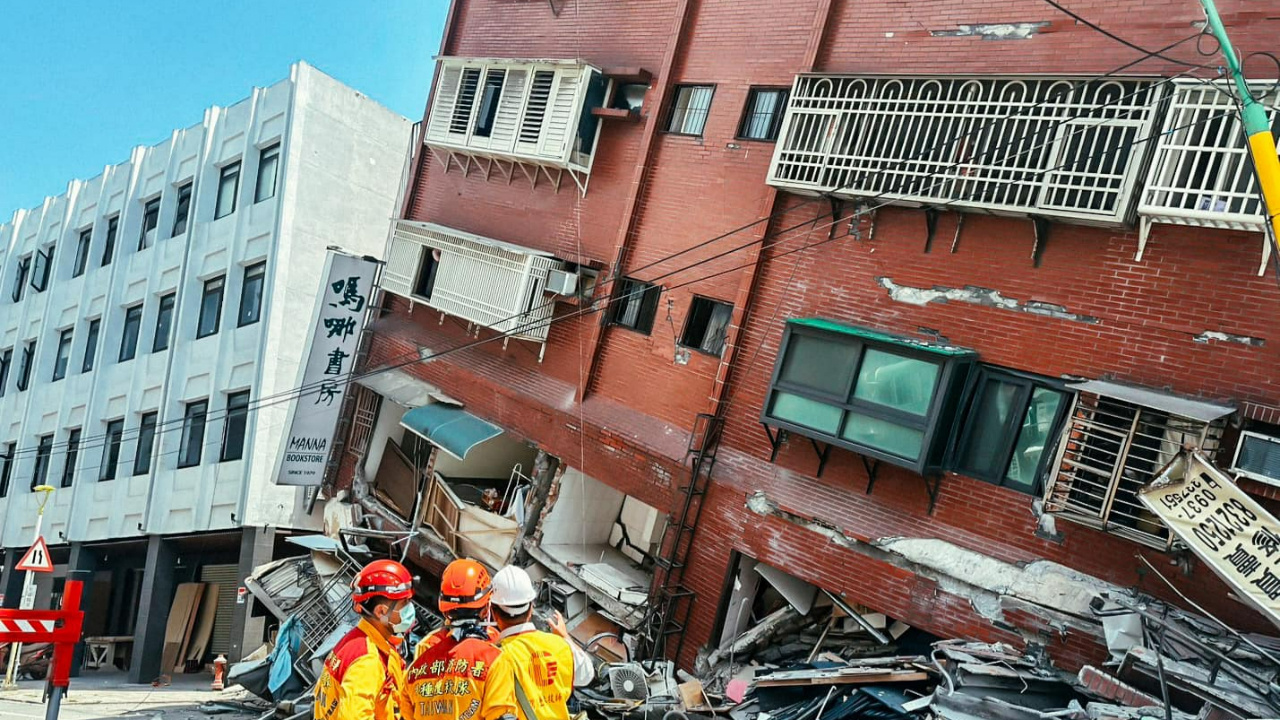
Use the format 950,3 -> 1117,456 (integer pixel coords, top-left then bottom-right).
15,537 -> 53,573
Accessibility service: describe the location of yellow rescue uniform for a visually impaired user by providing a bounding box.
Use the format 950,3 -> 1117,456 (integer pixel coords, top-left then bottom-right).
415,625 -> 500,661
402,628 -> 515,720
492,629 -> 576,720
315,619 -> 407,720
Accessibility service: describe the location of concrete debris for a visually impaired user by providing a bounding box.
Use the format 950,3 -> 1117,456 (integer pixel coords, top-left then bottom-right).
1191,330 -> 1265,347
930,22 -> 1051,40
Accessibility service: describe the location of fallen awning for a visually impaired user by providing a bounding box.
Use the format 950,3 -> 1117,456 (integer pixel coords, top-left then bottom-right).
1067,379 -> 1234,423
401,403 -> 502,461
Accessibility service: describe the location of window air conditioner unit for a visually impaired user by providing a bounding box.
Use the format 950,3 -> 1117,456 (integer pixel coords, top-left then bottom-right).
1231,430 -> 1280,486
545,268 -> 580,296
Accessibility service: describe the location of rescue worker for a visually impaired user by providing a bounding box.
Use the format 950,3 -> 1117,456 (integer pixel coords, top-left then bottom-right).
401,559 -> 517,720
488,565 -> 596,720
315,559 -> 417,720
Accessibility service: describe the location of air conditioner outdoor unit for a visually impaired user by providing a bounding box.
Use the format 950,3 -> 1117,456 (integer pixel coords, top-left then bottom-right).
1231,430 -> 1280,486
545,269 -> 579,296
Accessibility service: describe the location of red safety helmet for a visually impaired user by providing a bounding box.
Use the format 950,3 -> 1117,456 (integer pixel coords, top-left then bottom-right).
438,559 -> 492,615
352,559 -> 415,606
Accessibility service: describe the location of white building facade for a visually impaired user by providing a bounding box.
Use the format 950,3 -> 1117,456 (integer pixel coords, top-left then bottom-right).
0,62 -> 412,678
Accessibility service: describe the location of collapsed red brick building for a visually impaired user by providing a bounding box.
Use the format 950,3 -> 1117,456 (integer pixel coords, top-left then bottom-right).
330,0 -> 1280,672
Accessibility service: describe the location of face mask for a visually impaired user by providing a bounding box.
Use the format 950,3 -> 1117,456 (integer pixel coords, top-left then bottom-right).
391,603 -> 416,635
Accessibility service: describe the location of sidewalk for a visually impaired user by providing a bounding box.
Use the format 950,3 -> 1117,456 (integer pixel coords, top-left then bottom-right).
0,670 -> 265,719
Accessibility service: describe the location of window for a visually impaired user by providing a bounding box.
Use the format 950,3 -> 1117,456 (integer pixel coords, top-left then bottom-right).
16,340 -> 34,391
680,297 -> 733,356
1042,386 -> 1229,548
0,442 -> 13,498
0,348 -> 10,398
11,256 -> 29,302
215,162 -> 241,219
255,144 -> 280,203
30,247 -> 52,293
762,319 -> 975,473
52,328 -> 73,381
139,197 -> 160,250
952,368 -> 1070,494
153,293 -> 176,352
134,411 -> 158,476
221,390 -> 250,461
171,182 -> 193,236
82,319 -> 100,372
473,70 -> 506,137
608,278 -> 661,334
450,68 -> 483,133
61,428 -> 81,488
73,228 -> 92,277
413,249 -> 440,300
666,85 -> 715,136
197,276 -> 225,338
100,419 -> 124,482
31,434 -> 53,490
738,87 -> 788,141
178,400 -> 209,468
101,216 -> 118,266
238,263 -> 266,327
119,304 -> 143,362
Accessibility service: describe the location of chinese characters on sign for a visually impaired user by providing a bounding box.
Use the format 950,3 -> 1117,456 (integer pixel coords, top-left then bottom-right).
1139,451 -> 1280,626
274,252 -> 379,486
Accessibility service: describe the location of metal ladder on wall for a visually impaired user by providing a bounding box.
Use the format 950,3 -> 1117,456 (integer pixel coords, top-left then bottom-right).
640,412 -> 725,662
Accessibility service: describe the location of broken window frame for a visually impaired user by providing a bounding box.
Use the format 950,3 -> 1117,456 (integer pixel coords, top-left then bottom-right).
679,295 -> 733,356
761,319 -> 975,475
949,366 -> 1072,495
608,277 -> 661,335
1043,391 -> 1227,549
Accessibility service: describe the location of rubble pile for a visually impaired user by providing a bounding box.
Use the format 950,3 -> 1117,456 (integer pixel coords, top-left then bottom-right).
574,592 -> 1280,720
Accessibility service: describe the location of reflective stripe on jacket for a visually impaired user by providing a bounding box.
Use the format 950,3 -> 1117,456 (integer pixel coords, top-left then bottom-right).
315,619 -> 407,720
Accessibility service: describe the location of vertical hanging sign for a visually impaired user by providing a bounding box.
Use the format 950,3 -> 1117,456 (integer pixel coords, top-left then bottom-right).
275,251 -> 379,486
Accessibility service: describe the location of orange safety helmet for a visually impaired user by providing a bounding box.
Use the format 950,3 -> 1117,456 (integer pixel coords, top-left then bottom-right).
352,559 -> 415,606
438,559 -> 492,615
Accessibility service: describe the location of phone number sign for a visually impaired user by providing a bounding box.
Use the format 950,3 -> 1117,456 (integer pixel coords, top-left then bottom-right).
1141,451 -> 1280,627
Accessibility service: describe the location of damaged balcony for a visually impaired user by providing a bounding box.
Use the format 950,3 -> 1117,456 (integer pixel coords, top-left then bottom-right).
1042,379 -> 1233,549
425,57 -> 608,194
1138,79 -> 1280,273
382,220 -> 579,359
348,372 -> 543,568
766,74 -> 1164,226
526,468 -> 666,629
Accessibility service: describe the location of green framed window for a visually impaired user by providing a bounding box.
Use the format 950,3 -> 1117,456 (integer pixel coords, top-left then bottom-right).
950,367 -> 1071,494
762,319 -> 974,473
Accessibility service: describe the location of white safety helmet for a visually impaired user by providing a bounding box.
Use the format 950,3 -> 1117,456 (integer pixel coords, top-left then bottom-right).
491,565 -> 538,614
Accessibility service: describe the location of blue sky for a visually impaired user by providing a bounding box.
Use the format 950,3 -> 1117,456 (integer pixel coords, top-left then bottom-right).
0,1 -> 448,213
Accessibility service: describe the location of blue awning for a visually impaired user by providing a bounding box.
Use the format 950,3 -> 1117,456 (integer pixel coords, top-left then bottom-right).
400,404 -> 502,461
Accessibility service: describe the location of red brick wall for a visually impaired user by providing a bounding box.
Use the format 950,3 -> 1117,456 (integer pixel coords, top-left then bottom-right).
359,0 -> 1280,672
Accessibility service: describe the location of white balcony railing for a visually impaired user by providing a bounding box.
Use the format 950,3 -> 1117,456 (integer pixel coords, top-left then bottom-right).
425,58 -> 607,195
382,220 -> 564,354
766,75 -> 1165,226
1138,79 -> 1280,272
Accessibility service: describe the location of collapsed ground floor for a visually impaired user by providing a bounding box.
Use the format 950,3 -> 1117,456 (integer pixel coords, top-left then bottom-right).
0,526 -> 298,683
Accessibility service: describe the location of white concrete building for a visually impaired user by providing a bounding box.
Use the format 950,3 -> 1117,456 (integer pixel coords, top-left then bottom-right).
0,62 -> 412,680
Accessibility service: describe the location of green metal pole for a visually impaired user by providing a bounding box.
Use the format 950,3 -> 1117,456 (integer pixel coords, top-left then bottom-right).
1198,0 -> 1280,249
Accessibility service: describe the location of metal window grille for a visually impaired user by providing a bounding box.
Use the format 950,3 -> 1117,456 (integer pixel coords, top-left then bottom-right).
1138,79 -> 1280,266
767,75 -> 1163,225
668,85 -> 714,135
425,58 -> 601,174
1044,392 -> 1224,549
348,386 -> 381,459
382,220 -> 563,346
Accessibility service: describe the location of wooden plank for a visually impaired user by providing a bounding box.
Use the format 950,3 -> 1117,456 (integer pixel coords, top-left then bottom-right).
186,584 -> 220,663
174,584 -> 206,672
158,584 -> 201,677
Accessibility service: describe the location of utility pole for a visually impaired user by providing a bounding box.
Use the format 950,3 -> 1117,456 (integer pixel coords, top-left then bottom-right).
1198,0 -> 1280,255
3,485 -> 55,689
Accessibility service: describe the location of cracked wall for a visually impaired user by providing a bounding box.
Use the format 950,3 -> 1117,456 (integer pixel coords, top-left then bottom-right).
930,22 -> 1051,40
876,277 -> 1101,323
